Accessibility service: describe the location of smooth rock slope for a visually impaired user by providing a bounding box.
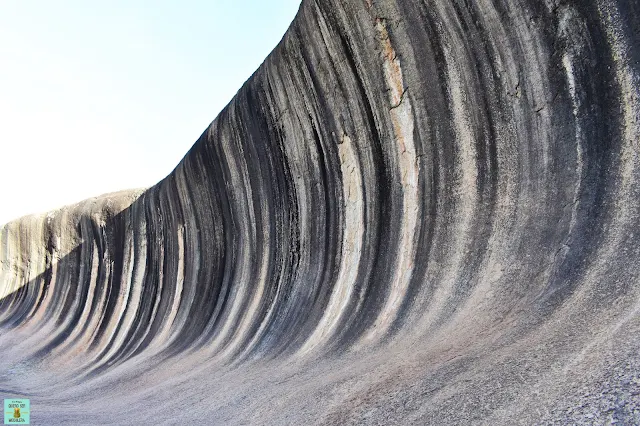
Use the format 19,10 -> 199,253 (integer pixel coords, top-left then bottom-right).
2,0 -> 640,424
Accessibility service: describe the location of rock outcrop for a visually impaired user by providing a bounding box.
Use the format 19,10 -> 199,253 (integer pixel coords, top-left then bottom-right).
1,0 -> 640,423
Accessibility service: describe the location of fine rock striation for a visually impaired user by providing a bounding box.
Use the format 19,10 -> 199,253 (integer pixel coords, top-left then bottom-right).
1,0 -> 640,424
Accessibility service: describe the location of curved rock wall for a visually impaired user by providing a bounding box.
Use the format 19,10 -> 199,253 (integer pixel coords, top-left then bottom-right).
1,0 -> 640,423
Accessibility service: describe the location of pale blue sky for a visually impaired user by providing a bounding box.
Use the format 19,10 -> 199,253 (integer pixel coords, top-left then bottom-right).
0,0 -> 301,225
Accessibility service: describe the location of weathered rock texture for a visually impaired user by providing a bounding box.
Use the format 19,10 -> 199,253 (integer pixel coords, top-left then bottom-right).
1,0 -> 640,424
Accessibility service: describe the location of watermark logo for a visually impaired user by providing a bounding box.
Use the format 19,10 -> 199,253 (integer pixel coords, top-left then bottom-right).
4,399 -> 29,424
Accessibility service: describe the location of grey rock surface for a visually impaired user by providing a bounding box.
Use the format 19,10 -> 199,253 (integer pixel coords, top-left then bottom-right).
1,0 -> 640,424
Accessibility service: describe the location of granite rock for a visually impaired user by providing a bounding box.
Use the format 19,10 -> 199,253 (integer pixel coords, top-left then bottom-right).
1,0 -> 640,424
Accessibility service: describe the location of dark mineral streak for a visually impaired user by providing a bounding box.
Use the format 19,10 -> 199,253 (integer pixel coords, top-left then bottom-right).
1,0 -> 640,424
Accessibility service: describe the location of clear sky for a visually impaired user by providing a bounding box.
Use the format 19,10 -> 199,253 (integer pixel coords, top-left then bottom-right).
0,0 -> 302,225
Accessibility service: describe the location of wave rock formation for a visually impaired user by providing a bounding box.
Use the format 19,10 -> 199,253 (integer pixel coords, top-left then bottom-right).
2,0 -> 640,424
